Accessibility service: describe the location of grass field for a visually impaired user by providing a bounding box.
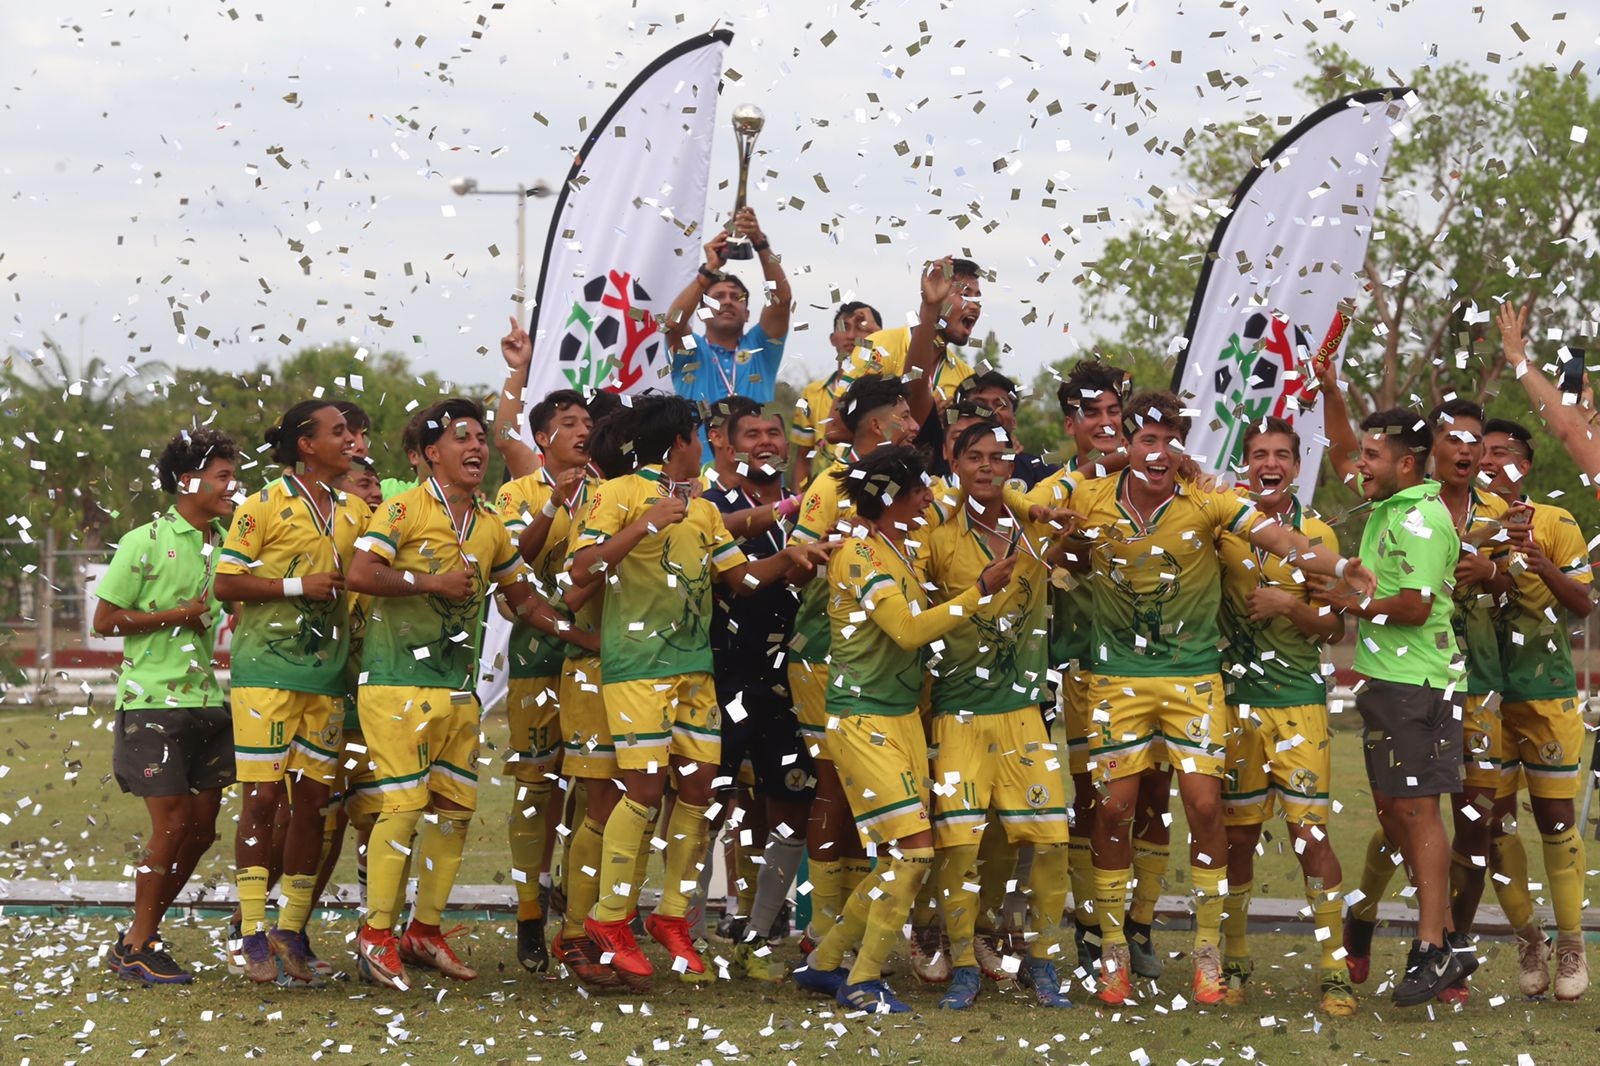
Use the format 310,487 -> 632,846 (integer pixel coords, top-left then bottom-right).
0,706 -> 1595,1065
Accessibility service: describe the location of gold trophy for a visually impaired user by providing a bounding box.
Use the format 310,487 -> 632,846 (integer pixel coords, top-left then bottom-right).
723,104 -> 766,261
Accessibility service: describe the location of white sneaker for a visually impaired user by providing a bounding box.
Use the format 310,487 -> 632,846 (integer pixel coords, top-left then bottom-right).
1554,933 -> 1588,1001
1516,924 -> 1551,998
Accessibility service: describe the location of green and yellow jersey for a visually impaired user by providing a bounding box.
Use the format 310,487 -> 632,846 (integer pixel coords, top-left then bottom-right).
1498,498 -> 1593,701
217,475 -> 372,696
838,326 -> 974,407
1449,488 -> 1510,696
568,465 -> 746,684
496,469 -> 587,679
355,480 -> 522,691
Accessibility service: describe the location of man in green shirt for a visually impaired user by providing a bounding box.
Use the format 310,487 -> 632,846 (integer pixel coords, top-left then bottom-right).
1321,408 -> 1468,1007
95,428 -> 239,984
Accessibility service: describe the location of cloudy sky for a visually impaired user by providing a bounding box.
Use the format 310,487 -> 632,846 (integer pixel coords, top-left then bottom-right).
3,1 -> 1592,397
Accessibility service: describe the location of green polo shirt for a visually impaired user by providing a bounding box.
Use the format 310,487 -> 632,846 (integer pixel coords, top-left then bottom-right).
96,508 -> 227,711
1353,480 -> 1462,688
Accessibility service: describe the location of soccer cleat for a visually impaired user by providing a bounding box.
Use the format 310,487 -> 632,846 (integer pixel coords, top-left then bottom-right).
1074,919 -> 1101,969
1343,916 -> 1375,985
1124,919 -> 1163,979
793,963 -> 849,996
1019,957 -> 1074,1008
1096,942 -> 1135,1006
1392,939 -> 1464,1007
236,931 -> 279,985
797,927 -> 817,958
399,924 -> 478,981
356,924 -> 409,991
1192,944 -> 1226,1006
645,911 -> 712,984
908,924 -> 953,984
111,936 -> 194,985
267,927 -> 320,985
1221,958 -> 1251,1006
224,922 -> 245,976
1319,970 -> 1358,1016
1555,933 -> 1588,1001
732,939 -> 788,983
939,965 -> 982,1010
1516,925 -> 1552,998
973,931 -> 1008,982
551,931 -> 621,989
517,916 -> 551,974
838,978 -> 910,1013
585,913 -> 654,992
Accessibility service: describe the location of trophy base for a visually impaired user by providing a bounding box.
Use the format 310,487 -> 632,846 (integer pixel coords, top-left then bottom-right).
723,240 -> 755,262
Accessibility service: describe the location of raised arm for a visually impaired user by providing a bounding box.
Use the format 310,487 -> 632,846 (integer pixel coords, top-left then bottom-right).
496,316 -> 541,479
1317,358 -> 1361,491
904,258 -> 957,426
664,233 -> 730,351
1500,301 -> 1600,481
737,208 -> 791,341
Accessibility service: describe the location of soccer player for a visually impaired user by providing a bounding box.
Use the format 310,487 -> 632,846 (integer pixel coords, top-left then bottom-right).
1480,416 -> 1595,1000
97,428 -> 239,984
704,401 -> 817,980
216,400 -> 370,984
495,387 -> 594,972
923,420 -> 1074,1009
839,258 -> 980,421
793,444 -> 1016,1013
1060,390 -> 1369,1007
347,398 -> 565,990
951,371 -> 1057,488
567,394 -> 827,990
1215,416 -> 1354,1015
1318,408 -> 1470,1006
791,300 -> 883,486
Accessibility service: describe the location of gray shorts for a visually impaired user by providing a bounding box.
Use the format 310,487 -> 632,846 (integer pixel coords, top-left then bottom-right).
113,706 -> 237,798
1354,679 -> 1463,798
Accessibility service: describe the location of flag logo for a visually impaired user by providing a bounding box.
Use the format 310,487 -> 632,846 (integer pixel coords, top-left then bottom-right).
560,271 -> 664,393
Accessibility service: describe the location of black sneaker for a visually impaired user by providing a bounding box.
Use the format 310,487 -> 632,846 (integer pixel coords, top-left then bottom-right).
767,899 -> 793,941
1446,931 -> 1480,980
1392,939 -> 1463,1007
1074,919 -> 1102,969
112,936 -> 195,985
517,916 -> 550,973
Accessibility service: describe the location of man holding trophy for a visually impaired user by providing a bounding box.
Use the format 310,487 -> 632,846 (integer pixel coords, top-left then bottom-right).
665,105 -> 793,452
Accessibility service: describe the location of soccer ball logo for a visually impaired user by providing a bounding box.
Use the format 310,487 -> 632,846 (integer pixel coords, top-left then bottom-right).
559,272 -> 664,393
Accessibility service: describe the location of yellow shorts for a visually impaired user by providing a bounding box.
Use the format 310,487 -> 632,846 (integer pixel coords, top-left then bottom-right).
507,674 -> 563,782
359,685 -> 480,813
1497,697 -> 1585,800
1088,673 -> 1226,784
930,707 -> 1069,848
231,686 -> 344,784
560,657 -> 617,780
1060,669 -> 1094,778
788,660 -> 831,763
830,711 -> 931,846
602,671 -> 720,773
1461,692 -> 1503,790
337,728 -> 384,822
1222,703 -> 1333,826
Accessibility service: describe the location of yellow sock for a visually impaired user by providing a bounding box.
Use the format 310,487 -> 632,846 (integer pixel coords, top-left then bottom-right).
278,873 -> 317,933
1307,879 -> 1343,972
631,818 -> 655,901
557,783 -> 589,907
389,853 -> 412,928
1068,836 -> 1096,927
807,858 -> 845,937
237,865 -> 270,934
849,848 -> 934,985
1025,842 -> 1070,960
976,821 -> 1018,933
910,867 -> 940,929
1128,837 -> 1169,926
562,817 -> 606,938
1448,848 -> 1478,917
594,797 -> 655,922
509,781 -> 552,920
736,832 -> 760,917
1542,827 -> 1586,936
934,843 -> 981,968
365,808 -> 422,930
813,865 -> 883,972
1351,828 -> 1398,924
658,799 -> 711,918
1191,865 -> 1226,950
413,808 -> 472,927
1094,867 -> 1131,946
1220,879 -> 1252,962
1490,831 -> 1536,928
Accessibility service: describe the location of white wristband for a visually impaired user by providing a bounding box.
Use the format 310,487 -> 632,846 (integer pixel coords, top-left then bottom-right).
540,499 -> 559,519
1334,558 -> 1349,581
282,577 -> 305,599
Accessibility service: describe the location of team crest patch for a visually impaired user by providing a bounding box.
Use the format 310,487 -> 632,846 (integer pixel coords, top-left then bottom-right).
1289,768 -> 1319,795
784,767 -> 810,794
236,514 -> 258,541
1026,784 -> 1051,809
1185,717 -> 1208,744
387,501 -> 408,524
1540,741 -> 1565,765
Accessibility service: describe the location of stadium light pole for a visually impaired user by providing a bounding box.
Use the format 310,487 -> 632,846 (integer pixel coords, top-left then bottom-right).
449,177 -> 552,314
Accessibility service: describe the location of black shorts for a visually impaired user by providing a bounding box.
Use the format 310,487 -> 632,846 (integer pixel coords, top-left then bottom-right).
113,707 -> 236,798
716,681 -> 816,804
1354,679 -> 1463,799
